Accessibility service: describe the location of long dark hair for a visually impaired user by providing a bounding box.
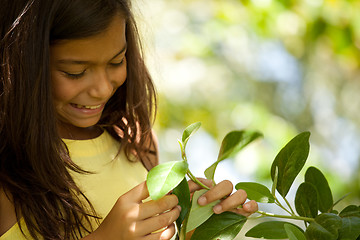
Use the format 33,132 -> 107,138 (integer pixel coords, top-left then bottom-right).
0,0 -> 157,239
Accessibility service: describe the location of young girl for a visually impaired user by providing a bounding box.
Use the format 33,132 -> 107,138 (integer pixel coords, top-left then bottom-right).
0,0 -> 258,239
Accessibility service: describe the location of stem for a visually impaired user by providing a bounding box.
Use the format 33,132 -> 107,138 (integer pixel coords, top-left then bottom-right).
187,170 -> 211,190
256,210 -> 314,222
333,192 -> 350,208
182,148 -> 211,191
273,193 -> 294,216
283,196 -> 296,215
274,200 -> 293,215
181,150 -> 186,161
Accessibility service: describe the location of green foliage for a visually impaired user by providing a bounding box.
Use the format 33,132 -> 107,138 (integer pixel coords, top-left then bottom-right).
284,223 -> 307,240
338,205 -> 360,240
153,0 -> 360,214
295,182 -> 319,219
270,132 -> 310,197
191,212 -> 247,240
181,122 -> 201,148
172,177 -> 191,233
339,205 -> 360,218
146,122 -> 360,239
305,167 -> 333,213
235,182 -> 275,203
186,189 -> 220,232
245,221 -> 304,239
146,160 -> 188,200
305,213 -> 342,240
204,130 -> 262,180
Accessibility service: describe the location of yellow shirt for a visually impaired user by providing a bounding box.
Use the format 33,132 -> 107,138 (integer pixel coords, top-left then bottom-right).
0,131 -> 148,239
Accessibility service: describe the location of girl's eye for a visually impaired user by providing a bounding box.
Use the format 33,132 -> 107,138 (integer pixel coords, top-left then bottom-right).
62,70 -> 86,79
110,58 -> 125,67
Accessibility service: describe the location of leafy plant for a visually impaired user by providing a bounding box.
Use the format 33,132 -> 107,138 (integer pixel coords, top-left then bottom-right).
146,122 -> 360,240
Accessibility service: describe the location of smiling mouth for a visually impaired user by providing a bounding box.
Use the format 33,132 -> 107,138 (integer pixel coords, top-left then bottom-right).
71,103 -> 102,110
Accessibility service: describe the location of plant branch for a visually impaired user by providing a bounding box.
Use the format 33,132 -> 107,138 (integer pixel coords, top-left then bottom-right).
181,150 -> 186,162
274,200 -> 293,215
182,143 -> 211,191
255,210 -> 314,222
187,170 -> 211,190
333,193 -> 350,208
272,193 -> 293,216
283,196 -> 296,215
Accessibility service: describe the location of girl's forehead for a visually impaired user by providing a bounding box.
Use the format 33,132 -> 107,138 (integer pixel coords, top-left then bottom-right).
50,16 -> 126,64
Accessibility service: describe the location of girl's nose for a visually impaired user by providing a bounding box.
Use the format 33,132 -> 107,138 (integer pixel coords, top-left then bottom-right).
88,70 -> 114,99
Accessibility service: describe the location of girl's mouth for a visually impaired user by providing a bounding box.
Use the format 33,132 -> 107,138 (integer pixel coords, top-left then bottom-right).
70,103 -> 102,110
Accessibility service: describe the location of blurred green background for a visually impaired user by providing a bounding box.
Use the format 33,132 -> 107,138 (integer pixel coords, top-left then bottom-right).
134,0 -> 360,238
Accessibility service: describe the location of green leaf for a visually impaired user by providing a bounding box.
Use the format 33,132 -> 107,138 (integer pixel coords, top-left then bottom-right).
190,211 -> 247,240
331,209 -> 339,214
235,182 -> 275,203
305,213 -> 342,240
204,130 -> 262,180
284,223 -> 306,240
305,166 -> 333,213
182,122 -> 201,147
295,182 -> 319,218
172,177 -> 191,233
271,131 -> 310,197
186,189 -> 220,233
178,139 -> 184,156
245,221 -> 304,239
339,205 -> 360,218
147,160 -> 188,200
339,205 -> 360,240
338,216 -> 360,240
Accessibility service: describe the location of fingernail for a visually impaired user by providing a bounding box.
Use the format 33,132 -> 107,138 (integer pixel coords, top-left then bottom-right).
213,205 -> 222,214
198,196 -> 207,205
176,205 -> 182,211
243,203 -> 248,210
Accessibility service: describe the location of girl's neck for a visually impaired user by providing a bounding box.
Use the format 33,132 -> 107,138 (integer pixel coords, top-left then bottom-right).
58,123 -> 104,140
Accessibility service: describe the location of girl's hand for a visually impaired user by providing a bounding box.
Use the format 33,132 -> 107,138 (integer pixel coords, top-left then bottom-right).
188,178 -> 258,217
90,181 -> 181,240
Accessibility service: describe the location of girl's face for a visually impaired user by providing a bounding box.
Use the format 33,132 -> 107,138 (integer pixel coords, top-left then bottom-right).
50,16 -> 127,139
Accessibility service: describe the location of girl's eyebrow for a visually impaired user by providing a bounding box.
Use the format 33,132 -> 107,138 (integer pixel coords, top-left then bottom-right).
57,43 -> 127,65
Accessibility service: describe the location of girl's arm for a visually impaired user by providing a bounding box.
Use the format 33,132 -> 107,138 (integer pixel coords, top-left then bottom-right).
81,179 -> 257,240
84,131 -> 257,240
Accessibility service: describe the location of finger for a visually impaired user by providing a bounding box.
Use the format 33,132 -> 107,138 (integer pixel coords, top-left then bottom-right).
138,194 -> 179,219
188,178 -> 213,192
213,189 -> 247,214
230,200 -> 258,217
197,180 -> 233,206
159,224 -> 176,240
243,200 -> 258,213
122,181 -> 149,203
137,205 -> 181,236
140,224 -> 176,240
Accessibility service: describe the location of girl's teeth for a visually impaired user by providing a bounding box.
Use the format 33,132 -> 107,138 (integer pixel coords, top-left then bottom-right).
75,104 -> 101,109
